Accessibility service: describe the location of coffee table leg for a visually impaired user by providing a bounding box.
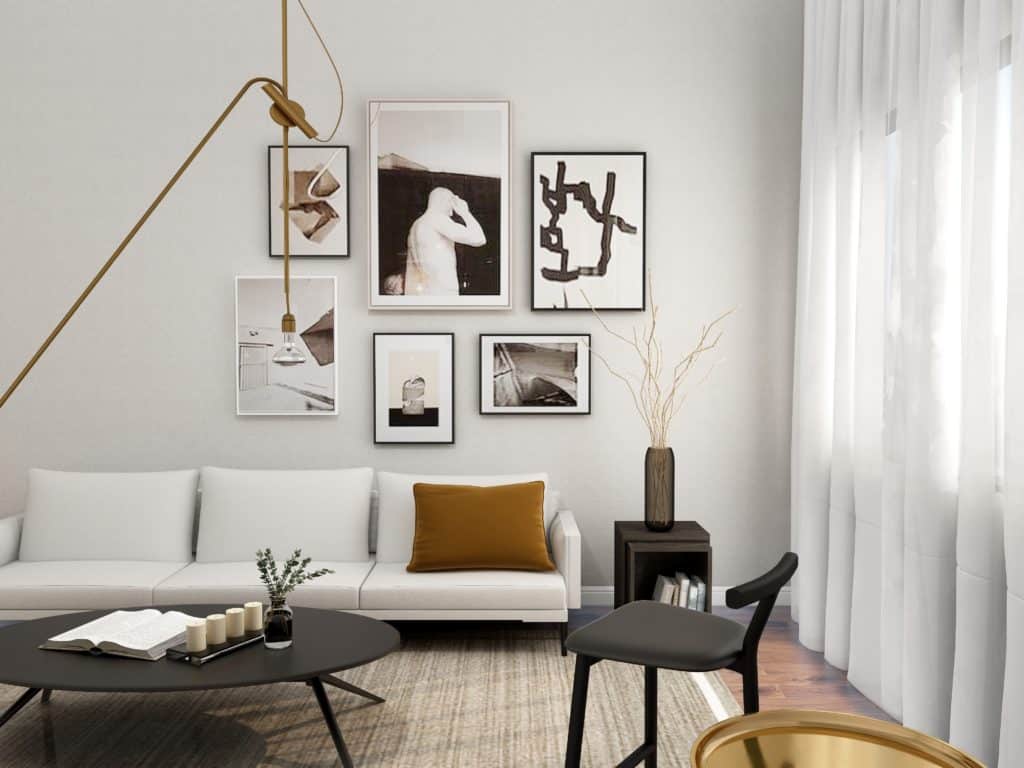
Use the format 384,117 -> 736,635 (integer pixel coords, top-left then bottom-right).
41,689 -> 52,704
320,675 -> 385,705
0,688 -> 42,730
310,677 -> 354,768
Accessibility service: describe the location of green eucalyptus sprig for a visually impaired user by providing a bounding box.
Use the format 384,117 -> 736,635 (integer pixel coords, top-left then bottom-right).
256,548 -> 334,601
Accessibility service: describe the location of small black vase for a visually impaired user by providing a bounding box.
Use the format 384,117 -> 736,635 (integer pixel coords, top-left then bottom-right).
644,447 -> 675,532
263,597 -> 293,650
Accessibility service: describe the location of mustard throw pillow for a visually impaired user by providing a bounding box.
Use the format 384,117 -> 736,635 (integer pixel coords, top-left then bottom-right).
406,481 -> 556,572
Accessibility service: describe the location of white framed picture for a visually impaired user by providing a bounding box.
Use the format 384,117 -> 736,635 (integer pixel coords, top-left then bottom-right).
368,100 -> 510,309
373,333 -> 455,443
479,334 -> 591,415
531,152 -> 646,310
235,276 -> 338,416
269,145 -> 349,257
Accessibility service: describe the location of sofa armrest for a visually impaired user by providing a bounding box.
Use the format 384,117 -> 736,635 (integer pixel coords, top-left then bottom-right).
550,509 -> 581,609
0,515 -> 23,566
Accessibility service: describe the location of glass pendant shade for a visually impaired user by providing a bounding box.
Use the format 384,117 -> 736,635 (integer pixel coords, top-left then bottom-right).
272,332 -> 306,366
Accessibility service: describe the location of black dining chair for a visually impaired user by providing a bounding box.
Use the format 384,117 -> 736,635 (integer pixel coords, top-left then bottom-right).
563,552 -> 798,768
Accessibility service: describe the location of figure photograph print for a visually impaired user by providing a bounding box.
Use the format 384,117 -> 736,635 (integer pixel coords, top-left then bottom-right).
531,152 -> 645,310
374,333 -> 455,443
369,100 -> 510,309
269,145 -> 349,257
480,334 -> 591,415
235,276 -> 338,416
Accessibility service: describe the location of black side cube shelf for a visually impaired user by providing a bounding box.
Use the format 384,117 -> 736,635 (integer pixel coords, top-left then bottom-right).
613,521 -> 712,611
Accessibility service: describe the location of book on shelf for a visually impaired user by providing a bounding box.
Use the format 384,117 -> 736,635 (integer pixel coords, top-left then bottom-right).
653,574 -> 677,604
688,575 -> 706,610
39,609 -> 202,661
674,573 -> 691,608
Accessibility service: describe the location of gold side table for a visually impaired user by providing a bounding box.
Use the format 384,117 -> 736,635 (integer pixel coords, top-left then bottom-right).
692,709 -> 985,768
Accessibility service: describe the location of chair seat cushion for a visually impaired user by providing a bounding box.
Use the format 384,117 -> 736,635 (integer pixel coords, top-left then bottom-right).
0,561 -> 189,610
359,562 -> 566,610
152,561 -> 373,610
566,600 -> 746,671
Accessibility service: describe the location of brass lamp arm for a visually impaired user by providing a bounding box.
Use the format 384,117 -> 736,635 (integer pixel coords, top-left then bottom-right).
0,76 -> 306,410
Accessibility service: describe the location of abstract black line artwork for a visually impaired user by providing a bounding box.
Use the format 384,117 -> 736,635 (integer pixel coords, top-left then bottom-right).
538,161 -> 637,283
531,153 -> 646,311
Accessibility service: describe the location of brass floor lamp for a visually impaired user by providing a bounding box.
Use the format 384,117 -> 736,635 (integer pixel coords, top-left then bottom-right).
0,0 -> 343,410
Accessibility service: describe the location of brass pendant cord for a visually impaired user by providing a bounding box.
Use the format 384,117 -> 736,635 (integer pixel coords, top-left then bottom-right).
280,0 -> 343,320
282,0 -> 291,319
297,0 -> 344,144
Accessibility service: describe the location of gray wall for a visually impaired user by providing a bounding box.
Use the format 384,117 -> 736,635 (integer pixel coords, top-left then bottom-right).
0,0 -> 803,590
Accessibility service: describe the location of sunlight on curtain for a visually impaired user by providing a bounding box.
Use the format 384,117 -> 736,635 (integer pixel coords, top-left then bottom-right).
793,1 -> 1018,764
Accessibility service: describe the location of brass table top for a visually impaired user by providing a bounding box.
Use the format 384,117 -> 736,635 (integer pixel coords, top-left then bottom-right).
692,709 -> 985,768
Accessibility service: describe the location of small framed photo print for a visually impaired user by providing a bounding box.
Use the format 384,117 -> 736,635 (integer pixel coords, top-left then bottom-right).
368,100 -> 510,309
531,152 -> 646,310
236,276 -> 338,416
373,333 -> 455,443
269,145 -> 349,257
479,334 -> 591,415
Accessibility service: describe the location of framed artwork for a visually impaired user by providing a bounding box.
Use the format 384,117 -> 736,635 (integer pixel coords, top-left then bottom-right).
479,334 -> 591,415
268,145 -> 349,257
368,100 -> 510,309
373,333 -> 455,443
235,276 -> 338,416
531,152 -> 646,310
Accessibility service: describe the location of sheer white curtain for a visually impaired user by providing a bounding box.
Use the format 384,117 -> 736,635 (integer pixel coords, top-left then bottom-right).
792,1 -> 1023,764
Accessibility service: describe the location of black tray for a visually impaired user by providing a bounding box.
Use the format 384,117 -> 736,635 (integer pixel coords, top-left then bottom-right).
166,629 -> 264,666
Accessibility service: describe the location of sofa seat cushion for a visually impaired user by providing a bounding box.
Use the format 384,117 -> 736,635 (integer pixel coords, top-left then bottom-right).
0,561 -> 189,610
153,561 -> 373,610
359,562 -> 567,611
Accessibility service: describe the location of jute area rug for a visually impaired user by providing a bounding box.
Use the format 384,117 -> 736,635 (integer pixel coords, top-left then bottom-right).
0,624 -> 740,767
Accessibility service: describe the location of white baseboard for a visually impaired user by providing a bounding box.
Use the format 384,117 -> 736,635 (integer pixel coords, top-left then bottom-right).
581,587 -> 614,607
581,585 -> 791,608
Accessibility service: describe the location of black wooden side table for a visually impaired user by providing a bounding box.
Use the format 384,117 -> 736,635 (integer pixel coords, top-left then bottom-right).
613,521 -> 712,610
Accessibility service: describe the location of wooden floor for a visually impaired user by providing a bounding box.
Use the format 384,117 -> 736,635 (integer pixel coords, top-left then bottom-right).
570,604 -> 891,722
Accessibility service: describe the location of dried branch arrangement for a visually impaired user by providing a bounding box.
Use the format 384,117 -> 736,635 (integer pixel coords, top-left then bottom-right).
585,273 -> 732,448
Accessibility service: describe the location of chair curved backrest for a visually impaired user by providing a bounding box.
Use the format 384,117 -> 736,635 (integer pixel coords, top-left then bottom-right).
725,552 -> 799,609
726,552 -> 799,659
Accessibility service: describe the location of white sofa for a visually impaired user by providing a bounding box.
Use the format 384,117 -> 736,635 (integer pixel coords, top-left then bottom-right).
0,467 -> 582,647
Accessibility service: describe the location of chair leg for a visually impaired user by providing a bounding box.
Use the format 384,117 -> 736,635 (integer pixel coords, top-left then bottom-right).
560,622 -> 568,657
644,666 -> 657,767
741,661 -> 759,715
565,655 -> 595,768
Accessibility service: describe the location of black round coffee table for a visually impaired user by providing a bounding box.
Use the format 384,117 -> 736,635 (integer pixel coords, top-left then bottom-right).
0,605 -> 399,767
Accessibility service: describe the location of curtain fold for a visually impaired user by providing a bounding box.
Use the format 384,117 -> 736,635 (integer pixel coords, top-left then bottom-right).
795,1 -> 1018,763
1000,5 -> 1024,765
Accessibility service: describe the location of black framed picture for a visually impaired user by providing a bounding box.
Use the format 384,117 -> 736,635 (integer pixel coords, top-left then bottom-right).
531,152 -> 646,310
373,333 -> 455,443
268,145 -> 349,258
368,100 -> 510,309
479,334 -> 591,415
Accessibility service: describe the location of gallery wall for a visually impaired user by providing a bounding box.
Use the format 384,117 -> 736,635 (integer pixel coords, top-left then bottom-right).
0,0 -> 804,591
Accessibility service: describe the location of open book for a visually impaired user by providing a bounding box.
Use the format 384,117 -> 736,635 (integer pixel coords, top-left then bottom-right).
40,609 -> 202,661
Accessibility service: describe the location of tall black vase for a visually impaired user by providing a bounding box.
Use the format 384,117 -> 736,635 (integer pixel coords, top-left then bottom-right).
644,447 -> 675,532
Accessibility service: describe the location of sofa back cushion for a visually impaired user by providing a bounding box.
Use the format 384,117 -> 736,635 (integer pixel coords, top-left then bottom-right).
20,468 -> 199,562
375,471 -> 553,562
196,467 -> 373,563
